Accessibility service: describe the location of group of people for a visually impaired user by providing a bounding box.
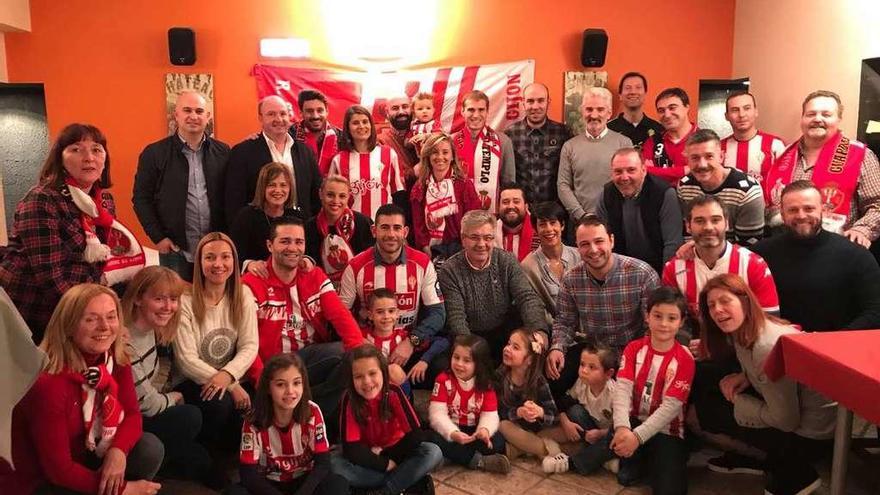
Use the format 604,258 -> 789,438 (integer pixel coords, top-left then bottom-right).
1,70 -> 879,495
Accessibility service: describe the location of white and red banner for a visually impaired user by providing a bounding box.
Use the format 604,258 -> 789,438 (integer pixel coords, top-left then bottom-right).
252,60 -> 535,134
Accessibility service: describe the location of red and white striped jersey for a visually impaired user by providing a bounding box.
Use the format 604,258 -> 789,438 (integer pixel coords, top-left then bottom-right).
430,372 -> 498,428
339,246 -> 443,331
363,327 -> 408,358
721,131 -> 785,184
661,242 -> 779,317
617,337 -> 694,439
239,401 -> 329,482
328,145 -> 404,221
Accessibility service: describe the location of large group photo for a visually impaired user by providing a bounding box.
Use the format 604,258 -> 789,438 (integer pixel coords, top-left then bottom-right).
1,1 -> 879,495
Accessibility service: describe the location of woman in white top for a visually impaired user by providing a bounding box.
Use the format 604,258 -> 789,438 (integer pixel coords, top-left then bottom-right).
699,273 -> 834,495
173,232 -> 258,450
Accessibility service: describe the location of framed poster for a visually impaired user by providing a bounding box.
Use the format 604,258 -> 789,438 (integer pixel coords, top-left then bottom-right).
563,71 -> 608,136
165,73 -> 215,136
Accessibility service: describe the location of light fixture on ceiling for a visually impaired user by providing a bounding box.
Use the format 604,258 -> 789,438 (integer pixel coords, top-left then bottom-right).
260,38 -> 310,59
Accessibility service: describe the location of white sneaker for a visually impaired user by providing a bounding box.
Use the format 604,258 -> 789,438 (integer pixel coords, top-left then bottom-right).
603,458 -> 620,473
542,453 -> 570,474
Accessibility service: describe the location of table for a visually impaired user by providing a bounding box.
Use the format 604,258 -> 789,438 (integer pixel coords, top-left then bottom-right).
764,330 -> 880,495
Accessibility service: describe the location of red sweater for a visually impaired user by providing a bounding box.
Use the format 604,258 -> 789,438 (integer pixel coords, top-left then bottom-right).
6,362 -> 142,494
410,177 -> 481,250
243,261 -> 363,383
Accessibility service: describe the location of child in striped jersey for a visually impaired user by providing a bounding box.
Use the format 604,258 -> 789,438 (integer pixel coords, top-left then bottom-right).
495,328 -> 568,474
332,344 -> 442,494
610,287 -> 695,494
362,288 -> 409,387
234,353 -> 349,495
428,335 -> 510,473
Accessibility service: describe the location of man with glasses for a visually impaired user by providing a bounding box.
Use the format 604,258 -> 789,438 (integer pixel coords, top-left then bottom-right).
438,209 -> 547,363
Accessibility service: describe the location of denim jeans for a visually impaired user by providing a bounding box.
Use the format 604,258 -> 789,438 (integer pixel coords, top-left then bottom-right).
159,250 -> 194,283
331,442 -> 442,493
427,425 -> 506,467
616,417 -> 688,495
565,404 -> 615,475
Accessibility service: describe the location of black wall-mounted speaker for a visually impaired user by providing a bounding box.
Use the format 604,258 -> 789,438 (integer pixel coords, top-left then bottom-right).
581,29 -> 608,68
168,27 -> 196,66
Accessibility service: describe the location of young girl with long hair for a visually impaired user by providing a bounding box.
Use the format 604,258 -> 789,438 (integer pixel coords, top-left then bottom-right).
428,335 -> 509,473
332,345 -> 442,494
231,353 -> 349,494
496,328 -> 566,473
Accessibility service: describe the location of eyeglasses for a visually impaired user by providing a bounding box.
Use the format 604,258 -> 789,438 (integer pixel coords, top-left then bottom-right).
464,234 -> 495,243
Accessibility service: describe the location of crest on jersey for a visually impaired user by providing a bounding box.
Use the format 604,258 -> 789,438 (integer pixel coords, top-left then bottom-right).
241,432 -> 255,451
408,275 -> 417,291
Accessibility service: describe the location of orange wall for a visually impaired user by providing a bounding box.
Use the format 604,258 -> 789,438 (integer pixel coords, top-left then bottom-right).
5,0 -> 735,245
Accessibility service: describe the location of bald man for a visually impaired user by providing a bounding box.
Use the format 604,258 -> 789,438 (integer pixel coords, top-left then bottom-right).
224,95 -> 322,226
134,90 -> 230,281
505,83 -> 573,205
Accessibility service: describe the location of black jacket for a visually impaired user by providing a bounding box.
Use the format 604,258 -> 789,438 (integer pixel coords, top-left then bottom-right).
224,133 -> 322,226
133,134 -> 229,251
602,173 -> 669,273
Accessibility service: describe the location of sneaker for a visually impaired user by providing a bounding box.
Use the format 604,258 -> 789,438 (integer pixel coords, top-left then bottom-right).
403,474 -> 435,495
707,452 -> 765,475
603,458 -> 620,474
479,453 -> 511,474
542,453 -> 570,474
764,466 -> 822,495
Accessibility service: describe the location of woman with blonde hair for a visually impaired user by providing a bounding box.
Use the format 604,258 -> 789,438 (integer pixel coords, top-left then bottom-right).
410,132 -> 480,262
172,232 -> 258,453
7,284 -> 162,495
122,266 -> 214,486
229,162 -> 305,276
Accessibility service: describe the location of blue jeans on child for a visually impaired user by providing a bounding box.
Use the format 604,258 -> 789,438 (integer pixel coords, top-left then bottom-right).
565,404 -> 615,475
427,425 -> 506,467
331,442 -> 442,493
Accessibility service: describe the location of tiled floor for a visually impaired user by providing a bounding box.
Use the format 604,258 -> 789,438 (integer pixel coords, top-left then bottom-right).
162,449 -> 879,494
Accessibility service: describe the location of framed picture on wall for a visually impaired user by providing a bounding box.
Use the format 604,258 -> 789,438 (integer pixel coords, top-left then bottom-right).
165,73 -> 215,137
563,71 -> 608,136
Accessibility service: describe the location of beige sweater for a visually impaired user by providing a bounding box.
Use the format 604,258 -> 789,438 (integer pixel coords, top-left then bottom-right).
733,320 -> 836,440
172,285 -> 258,388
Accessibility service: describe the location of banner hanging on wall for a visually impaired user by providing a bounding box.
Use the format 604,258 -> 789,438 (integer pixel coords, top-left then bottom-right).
251,59 -> 535,133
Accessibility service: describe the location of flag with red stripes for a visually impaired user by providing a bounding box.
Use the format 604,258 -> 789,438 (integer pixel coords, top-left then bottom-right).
251,60 -> 535,134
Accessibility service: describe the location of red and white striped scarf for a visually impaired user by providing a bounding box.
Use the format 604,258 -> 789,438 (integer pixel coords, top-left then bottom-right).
299,124 -> 338,176
76,353 -> 124,457
316,208 -> 356,284
495,213 -> 535,262
424,172 -> 458,245
455,127 -> 503,212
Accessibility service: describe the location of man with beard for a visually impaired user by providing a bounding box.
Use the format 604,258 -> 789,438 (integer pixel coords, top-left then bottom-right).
662,195 -> 778,331
505,83 -> 572,205
607,72 -> 664,149
338,204 -> 446,385
451,90 -> 516,213
678,129 -> 765,246
596,148 -> 682,273
764,90 -> 880,249
289,89 -> 341,175
720,92 -> 785,186
558,87 -> 632,223
242,216 -> 363,437
377,95 -> 420,180
642,87 -> 697,185
224,95 -> 322,226
546,215 -> 658,401
495,183 -> 538,262
752,180 -> 880,332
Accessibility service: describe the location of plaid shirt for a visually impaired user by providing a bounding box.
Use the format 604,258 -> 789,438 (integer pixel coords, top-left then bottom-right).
0,183 -> 113,333
552,254 -> 659,353
505,119 -> 572,203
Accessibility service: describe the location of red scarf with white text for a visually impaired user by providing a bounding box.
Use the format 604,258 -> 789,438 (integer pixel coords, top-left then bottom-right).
454,127 -> 503,212
424,171 -> 458,244
316,208 -> 355,283
73,353 -> 124,458
495,212 -> 535,262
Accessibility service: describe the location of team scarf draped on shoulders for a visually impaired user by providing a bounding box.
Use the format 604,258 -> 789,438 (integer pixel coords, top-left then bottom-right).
70,352 -> 124,458
495,212 -> 535,262
64,177 -> 145,286
315,208 -> 356,284
297,123 -> 338,176
424,170 -> 459,245
455,126 -> 503,213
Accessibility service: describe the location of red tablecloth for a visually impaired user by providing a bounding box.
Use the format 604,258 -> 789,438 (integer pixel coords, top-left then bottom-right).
764,330 -> 880,425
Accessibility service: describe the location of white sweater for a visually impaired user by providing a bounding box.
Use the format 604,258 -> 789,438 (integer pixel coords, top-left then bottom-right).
172,286 -> 258,388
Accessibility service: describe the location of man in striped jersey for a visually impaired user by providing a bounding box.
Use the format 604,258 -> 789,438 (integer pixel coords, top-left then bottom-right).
662,195 -> 778,349
721,92 -> 785,186
338,204 -> 447,383
677,129 -> 765,246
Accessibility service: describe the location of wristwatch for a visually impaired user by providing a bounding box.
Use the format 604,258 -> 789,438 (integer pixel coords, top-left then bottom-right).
409,334 -> 422,347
